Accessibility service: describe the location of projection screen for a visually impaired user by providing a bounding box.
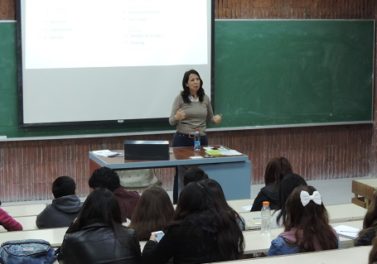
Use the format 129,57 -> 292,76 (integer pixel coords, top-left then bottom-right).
18,0 -> 212,125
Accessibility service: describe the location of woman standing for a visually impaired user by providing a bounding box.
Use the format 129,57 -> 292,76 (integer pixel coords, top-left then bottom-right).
169,69 -> 222,202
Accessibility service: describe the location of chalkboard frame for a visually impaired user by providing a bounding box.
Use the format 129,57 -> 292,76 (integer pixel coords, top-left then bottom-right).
0,19 -> 374,140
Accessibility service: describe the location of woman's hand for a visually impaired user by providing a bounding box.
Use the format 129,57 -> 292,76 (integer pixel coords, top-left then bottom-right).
175,109 -> 186,121
212,114 -> 222,124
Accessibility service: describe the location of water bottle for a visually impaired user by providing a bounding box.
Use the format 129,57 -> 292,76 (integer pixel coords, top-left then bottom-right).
193,129 -> 201,151
261,201 -> 271,234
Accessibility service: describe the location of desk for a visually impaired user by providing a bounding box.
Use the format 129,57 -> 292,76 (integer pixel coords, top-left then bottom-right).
210,246 -> 371,264
239,203 -> 366,230
352,178 -> 377,208
241,220 -> 362,254
138,220 -> 361,256
89,147 -> 252,200
0,227 -> 67,247
2,203 -> 46,217
0,220 -> 359,255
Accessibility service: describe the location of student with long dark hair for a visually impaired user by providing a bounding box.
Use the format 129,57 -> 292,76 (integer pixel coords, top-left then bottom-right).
142,181 -> 244,263
58,188 -> 141,264
268,185 -> 338,256
202,178 -> 245,230
251,157 -> 293,211
130,186 -> 174,241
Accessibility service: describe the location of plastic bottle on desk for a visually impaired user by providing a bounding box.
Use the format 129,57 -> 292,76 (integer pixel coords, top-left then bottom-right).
193,129 -> 201,151
261,201 -> 271,234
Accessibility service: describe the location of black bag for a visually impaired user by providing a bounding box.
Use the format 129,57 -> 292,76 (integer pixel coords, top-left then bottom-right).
0,239 -> 56,264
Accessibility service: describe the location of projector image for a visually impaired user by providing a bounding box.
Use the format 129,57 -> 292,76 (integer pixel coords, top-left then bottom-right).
124,140 -> 170,160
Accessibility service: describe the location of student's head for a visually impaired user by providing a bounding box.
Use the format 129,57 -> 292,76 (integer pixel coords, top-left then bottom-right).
175,181 -> 244,259
279,173 -> 307,208
68,188 -> 121,233
264,157 -> 293,185
284,185 -> 328,227
183,167 -> 209,186
88,167 -> 120,192
276,173 -> 307,223
363,190 -> 377,229
130,186 -> 174,240
52,176 -> 76,198
175,181 -> 210,218
283,185 -> 337,252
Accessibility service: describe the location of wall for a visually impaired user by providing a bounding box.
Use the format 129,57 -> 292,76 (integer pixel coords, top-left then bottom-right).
0,0 -> 376,201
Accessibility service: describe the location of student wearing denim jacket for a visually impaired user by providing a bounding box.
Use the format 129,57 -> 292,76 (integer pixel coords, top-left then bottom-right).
268,185 -> 338,256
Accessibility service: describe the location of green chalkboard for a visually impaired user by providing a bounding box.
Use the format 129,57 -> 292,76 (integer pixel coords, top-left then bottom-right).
214,20 -> 374,128
0,20 -> 374,138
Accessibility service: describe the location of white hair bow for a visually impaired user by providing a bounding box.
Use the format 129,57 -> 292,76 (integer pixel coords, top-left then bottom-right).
300,190 -> 322,207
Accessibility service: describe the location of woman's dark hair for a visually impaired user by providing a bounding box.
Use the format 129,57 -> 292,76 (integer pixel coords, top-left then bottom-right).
201,179 -> 245,230
283,185 -> 338,252
276,173 -> 307,224
174,181 -> 244,260
181,69 -> 205,103
264,157 -> 293,185
130,186 -> 174,241
88,167 -> 120,192
67,188 -> 121,233
183,167 -> 209,186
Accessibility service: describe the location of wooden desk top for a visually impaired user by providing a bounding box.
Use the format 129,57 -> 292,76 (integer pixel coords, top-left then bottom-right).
89,147 -> 250,170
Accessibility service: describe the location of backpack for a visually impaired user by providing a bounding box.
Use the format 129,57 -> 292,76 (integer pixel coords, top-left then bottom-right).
0,239 -> 56,264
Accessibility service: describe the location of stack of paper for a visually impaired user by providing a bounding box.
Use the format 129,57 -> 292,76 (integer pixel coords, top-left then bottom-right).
204,146 -> 242,157
333,225 -> 360,239
92,149 -> 121,157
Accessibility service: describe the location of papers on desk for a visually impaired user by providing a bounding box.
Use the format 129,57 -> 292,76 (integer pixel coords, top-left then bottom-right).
92,149 -> 122,157
204,146 -> 242,157
333,225 -> 360,239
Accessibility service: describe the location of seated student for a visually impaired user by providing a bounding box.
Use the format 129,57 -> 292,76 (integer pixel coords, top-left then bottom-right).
0,208 -> 22,231
268,185 -> 338,256
36,176 -> 81,229
183,167 -> 209,186
142,181 -> 244,264
271,172 -> 307,228
355,190 -> 377,246
130,186 -> 174,241
89,167 -> 140,221
201,178 -> 246,230
58,188 -> 141,264
251,157 -> 293,211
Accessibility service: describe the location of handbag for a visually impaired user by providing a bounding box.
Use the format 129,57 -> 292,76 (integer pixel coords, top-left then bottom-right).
0,239 -> 56,264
